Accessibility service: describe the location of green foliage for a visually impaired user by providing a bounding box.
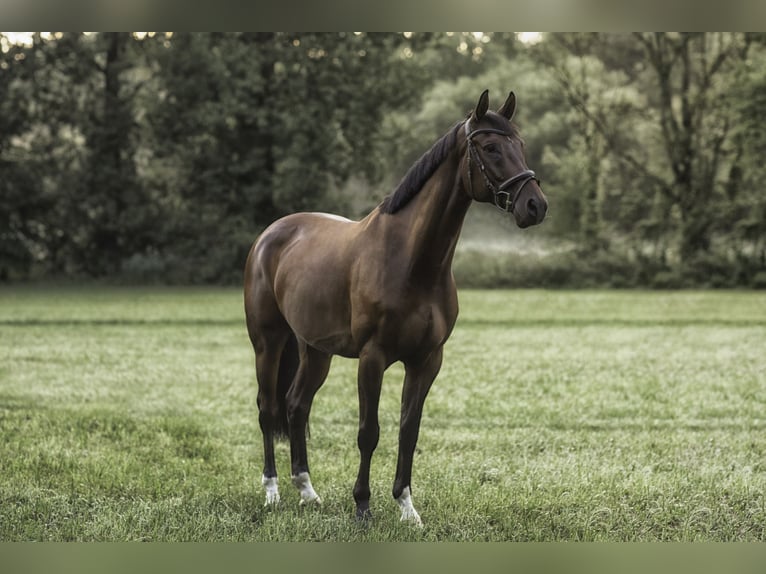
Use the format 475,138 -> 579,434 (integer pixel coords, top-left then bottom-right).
1,287 -> 765,540
2,33 -> 766,285
453,249 -> 637,289
453,246 -> 766,290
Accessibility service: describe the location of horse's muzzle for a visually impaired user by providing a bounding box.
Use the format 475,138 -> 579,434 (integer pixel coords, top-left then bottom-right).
526,195 -> 548,224
513,181 -> 547,228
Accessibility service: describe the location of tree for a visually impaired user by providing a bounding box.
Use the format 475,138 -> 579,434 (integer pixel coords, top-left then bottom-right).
138,32 -> 439,281
4,32 -> 764,285
631,33 -> 752,259
80,32 -> 148,275
1,33 -> 99,278
532,33 -> 644,249
537,33 -> 756,264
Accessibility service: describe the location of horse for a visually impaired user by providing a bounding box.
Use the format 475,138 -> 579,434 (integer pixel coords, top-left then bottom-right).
244,89 -> 547,526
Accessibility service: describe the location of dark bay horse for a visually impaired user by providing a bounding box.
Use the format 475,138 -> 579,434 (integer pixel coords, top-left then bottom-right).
244,90 -> 547,526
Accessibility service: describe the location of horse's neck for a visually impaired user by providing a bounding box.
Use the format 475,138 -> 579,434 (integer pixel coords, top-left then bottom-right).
399,157 -> 472,278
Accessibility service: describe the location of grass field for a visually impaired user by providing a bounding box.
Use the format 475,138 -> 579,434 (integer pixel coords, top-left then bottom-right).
1,286 -> 765,541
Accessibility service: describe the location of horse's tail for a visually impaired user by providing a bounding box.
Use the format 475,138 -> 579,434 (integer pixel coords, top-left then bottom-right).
274,332 -> 299,440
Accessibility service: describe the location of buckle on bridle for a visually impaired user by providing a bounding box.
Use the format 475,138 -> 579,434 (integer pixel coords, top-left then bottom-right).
494,190 -> 513,212
495,169 -> 538,213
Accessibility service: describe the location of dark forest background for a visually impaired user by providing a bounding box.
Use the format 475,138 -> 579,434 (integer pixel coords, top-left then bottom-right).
2,32 -> 766,287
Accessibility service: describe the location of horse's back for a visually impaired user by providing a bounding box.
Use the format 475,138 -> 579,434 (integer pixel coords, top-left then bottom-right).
248,211 -> 355,278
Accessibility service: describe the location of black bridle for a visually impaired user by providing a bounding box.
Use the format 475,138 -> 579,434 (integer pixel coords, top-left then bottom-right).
464,120 -> 539,214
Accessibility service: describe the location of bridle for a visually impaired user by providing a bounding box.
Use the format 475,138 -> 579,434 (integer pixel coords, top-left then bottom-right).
464,120 -> 539,214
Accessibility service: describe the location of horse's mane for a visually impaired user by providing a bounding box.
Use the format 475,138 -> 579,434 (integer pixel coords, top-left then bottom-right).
379,121 -> 464,214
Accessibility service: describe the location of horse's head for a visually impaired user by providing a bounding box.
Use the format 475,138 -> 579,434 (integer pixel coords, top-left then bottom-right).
462,89 -> 548,228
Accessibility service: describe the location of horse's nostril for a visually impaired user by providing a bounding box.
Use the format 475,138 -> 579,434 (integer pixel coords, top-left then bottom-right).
526,198 -> 538,219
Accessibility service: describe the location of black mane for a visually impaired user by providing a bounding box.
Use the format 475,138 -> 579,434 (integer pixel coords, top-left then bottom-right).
379,121 -> 464,214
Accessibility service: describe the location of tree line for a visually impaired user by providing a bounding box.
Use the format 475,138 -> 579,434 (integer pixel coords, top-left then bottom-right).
2,32 -> 765,287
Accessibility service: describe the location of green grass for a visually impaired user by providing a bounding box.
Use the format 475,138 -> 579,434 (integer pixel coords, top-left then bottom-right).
1,286 -> 765,540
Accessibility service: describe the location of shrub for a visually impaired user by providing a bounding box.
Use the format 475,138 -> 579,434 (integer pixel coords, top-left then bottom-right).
752,271 -> 766,290
651,270 -> 684,290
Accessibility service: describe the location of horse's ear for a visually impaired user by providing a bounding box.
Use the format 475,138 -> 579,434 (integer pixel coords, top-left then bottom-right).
498,91 -> 516,121
472,89 -> 490,121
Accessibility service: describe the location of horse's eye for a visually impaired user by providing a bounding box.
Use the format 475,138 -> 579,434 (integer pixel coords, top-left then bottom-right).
484,143 -> 499,155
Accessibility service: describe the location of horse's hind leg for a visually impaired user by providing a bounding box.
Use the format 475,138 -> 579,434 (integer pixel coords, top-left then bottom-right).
251,326 -> 292,505
286,342 -> 332,505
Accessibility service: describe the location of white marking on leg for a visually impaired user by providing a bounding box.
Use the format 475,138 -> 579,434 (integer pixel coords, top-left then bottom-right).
396,486 -> 423,527
262,475 -> 280,506
291,472 -> 322,505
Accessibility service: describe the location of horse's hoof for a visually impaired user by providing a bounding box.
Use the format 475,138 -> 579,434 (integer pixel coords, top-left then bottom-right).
292,472 -> 322,506
262,475 -> 280,507
355,505 -> 373,523
298,493 -> 322,506
400,512 -> 423,528
263,492 -> 279,508
396,487 -> 423,527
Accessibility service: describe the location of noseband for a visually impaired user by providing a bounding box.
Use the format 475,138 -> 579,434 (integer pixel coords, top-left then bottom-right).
464,120 -> 538,213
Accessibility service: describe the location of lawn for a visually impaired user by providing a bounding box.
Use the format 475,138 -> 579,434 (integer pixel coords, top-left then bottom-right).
1,286 -> 764,541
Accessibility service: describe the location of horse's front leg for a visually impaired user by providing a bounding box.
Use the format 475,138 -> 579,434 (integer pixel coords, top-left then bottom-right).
393,347 -> 443,527
353,345 -> 386,520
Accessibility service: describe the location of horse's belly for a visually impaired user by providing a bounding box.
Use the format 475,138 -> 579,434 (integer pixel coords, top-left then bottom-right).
300,326 -> 358,358
312,336 -> 359,358
276,274 -> 357,356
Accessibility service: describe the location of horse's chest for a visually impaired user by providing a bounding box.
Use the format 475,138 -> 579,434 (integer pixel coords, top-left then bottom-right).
410,303 -> 451,344
378,300 -> 456,359
349,274 -> 458,359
